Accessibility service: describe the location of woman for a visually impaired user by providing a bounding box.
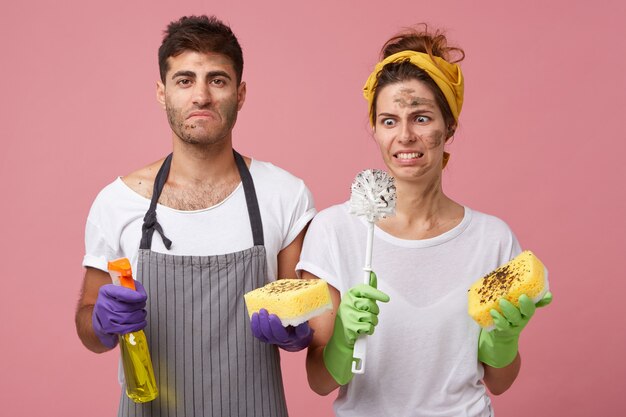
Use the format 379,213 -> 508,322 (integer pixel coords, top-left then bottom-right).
295,26 -> 552,416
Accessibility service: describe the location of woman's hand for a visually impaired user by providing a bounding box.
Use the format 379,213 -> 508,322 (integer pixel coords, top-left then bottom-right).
478,292 -> 553,368
323,272 -> 390,385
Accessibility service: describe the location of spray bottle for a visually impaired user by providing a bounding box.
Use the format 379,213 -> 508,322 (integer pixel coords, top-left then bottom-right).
108,258 -> 158,403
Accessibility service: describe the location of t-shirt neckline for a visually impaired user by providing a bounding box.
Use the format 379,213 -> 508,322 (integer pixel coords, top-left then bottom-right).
348,203 -> 473,248
114,159 -> 255,214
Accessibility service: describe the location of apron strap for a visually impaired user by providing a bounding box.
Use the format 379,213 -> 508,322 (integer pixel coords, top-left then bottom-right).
140,154 -> 173,250
234,150 -> 265,246
139,151 -> 264,250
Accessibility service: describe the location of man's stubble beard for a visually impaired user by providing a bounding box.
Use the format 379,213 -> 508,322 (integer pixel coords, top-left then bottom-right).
166,100 -> 239,147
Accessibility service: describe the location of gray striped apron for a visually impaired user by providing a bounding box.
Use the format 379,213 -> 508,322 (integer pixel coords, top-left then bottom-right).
118,151 -> 289,417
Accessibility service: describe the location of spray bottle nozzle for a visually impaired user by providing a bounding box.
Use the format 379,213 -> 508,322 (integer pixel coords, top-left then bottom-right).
107,258 -> 136,290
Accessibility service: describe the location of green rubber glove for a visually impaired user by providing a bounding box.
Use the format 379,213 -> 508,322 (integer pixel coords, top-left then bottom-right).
323,272 -> 390,385
478,292 -> 553,368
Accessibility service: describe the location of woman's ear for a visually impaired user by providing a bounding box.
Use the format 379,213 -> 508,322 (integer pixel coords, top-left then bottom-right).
446,123 -> 457,141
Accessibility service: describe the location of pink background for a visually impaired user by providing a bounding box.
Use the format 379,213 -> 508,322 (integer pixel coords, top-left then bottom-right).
1,0 -> 625,416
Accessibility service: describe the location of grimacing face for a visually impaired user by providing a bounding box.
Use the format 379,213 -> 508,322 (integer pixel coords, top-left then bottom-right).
373,79 -> 448,182
157,51 -> 246,147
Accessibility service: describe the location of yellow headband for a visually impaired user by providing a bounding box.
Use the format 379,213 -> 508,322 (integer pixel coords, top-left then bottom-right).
363,51 -> 464,126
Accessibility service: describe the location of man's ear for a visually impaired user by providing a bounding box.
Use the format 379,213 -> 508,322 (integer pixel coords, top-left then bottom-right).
156,81 -> 166,109
237,81 -> 247,111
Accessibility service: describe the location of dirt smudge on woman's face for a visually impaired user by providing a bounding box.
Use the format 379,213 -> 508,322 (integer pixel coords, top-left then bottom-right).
424,129 -> 446,149
393,88 -> 436,109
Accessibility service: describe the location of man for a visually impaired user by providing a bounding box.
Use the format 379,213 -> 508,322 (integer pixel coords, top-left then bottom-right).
75,15 -> 315,417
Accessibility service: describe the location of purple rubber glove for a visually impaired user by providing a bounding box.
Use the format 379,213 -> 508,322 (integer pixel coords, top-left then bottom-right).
92,281 -> 148,349
250,308 -> 313,352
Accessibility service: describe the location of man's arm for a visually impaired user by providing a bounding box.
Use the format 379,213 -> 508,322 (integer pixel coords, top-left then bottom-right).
75,267 -> 113,353
482,353 -> 521,395
302,270 -> 342,396
276,226 -> 308,279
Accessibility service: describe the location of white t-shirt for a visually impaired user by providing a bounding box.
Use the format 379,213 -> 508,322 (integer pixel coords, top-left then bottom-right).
297,202 -> 521,417
83,159 -> 316,280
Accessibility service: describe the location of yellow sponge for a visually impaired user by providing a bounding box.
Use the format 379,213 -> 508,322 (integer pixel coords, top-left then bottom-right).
468,250 -> 549,330
244,279 -> 333,327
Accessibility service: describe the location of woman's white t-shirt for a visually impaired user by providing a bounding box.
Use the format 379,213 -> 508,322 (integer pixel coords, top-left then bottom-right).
297,202 -> 521,417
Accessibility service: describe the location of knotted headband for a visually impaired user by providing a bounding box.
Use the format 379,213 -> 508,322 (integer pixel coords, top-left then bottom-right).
362,50 -> 464,126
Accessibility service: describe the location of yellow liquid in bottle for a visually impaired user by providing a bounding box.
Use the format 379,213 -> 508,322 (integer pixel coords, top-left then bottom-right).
119,330 -> 158,403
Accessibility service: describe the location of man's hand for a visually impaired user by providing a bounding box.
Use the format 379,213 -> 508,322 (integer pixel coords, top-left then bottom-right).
250,309 -> 313,352
92,281 -> 148,348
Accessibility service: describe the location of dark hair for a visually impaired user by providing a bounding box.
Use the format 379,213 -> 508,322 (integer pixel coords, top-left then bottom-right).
371,24 -> 464,137
158,15 -> 244,84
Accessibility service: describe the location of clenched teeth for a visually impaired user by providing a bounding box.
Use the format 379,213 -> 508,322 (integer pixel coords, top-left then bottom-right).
396,152 -> 424,159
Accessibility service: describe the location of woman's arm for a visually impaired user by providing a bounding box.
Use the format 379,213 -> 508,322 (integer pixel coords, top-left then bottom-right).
482,352 -> 521,395
303,270 -> 342,395
479,293 -> 552,395
303,269 -> 389,394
